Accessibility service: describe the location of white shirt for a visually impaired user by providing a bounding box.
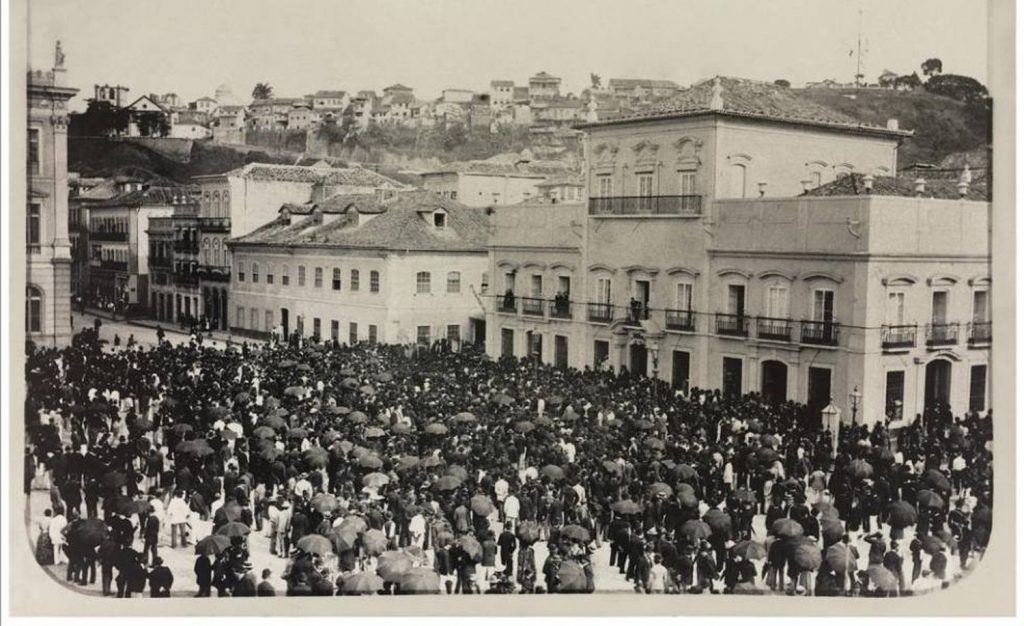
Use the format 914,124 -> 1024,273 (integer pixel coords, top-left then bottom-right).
49,514 -> 68,545
494,479 -> 509,502
408,514 -> 426,537
167,497 -> 190,524
503,495 -> 521,518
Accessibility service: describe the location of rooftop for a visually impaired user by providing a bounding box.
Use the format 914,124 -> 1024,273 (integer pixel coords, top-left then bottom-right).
233,190 -> 488,252
578,76 -> 914,137
384,83 -> 414,92
802,172 -> 990,201
90,184 -> 192,208
195,162 -> 406,188
530,71 -> 560,82
490,80 -> 515,87
313,90 -> 348,98
608,78 -> 681,90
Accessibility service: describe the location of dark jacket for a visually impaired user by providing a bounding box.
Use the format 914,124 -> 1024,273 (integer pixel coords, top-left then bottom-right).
148,565 -> 174,597
257,580 -> 277,596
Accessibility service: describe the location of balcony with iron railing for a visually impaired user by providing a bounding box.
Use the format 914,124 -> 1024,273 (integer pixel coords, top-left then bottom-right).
756,316 -> 793,342
199,217 -> 231,233
148,256 -> 172,270
497,294 -> 517,314
926,322 -> 959,347
197,265 -> 231,282
549,299 -> 573,320
715,313 -> 748,337
588,195 -> 703,216
665,308 -> 696,332
882,324 -> 917,350
174,271 -> 199,287
800,320 -> 839,346
968,321 -> 992,346
521,297 -> 546,317
587,302 -> 614,323
623,303 -> 651,327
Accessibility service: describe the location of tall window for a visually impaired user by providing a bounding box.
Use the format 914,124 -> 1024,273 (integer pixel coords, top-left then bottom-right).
266,265 -> 275,285
504,271 -> 516,293
281,264 -> 290,286
679,169 -> 696,195
885,371 -> 905,421
765,284 -> 788,318
813,289 -> 835,322
26,287 -> 42,333
350,269 -> 360,291
251,262 -> 259,283
638,173 -> 654,210
27,128 -> 40,174
447,324 -> 461,346
417,325 -> 431,345
416,271 -> 431,294
972,290 -> 990,322
887,291 -> 906,325
265,310 -> 273,331
331,320 -> 339,341
313,317 -> 321,339
596,277 -> 611,303
446,271 -> 461,294
250,308 -> 258,329
368,324 -> 378,344
27,203 -> 40,246
676,282 -> 693,311
236,306 -> 245,327
969,365 -> 987,412
314,267 -> 323,288
729,163 -> 747,198
370,270 -> 380,293
349,322 -> 358,345
332,268 -> 342,290
530,274 -> 543,297
597,174 -> 612,197
298,265 -> 306,287
931,291 -> 948,325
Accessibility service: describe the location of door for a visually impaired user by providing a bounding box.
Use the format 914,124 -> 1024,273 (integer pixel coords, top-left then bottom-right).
761,360 -> 788,405
554,335 -> 569,369
931,291 -> 948,325
924,359 -> 952,409
634,280 -> 651,320
593,340 -> 609,369
672,350 -> 690,390
280,308 -> 290,337
501,329 -> 514,357
728,285 -> 745,317
807,367 -> 832,417
723,357 -> 743,397
630,343 -> 648,376
221,289 -> 229,329
472,319 -> 486,346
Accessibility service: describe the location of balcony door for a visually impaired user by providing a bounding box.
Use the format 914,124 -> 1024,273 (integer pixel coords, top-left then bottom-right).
531,274 -> 543,298
761,360 -> 788,405
630,343 -> 648,376
638,173 -> 654,210
727,285 -> 745,318
765,284 -> 788,319
672,350 -> 690,391
972,289 -> 989,322
807,367 -> 832,418
931,291 -> 948,325
634,280 -> 651,311
812,289 -> 834,322
924,358 -> 952,409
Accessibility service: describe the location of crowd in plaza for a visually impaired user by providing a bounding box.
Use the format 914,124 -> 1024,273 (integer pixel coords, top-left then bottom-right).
24,322 -> 993,597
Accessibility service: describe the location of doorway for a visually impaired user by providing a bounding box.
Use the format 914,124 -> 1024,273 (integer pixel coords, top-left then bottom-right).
630,343 -> 648,376
807,367 -> 832,417
501,328 -> 514,357
672,350 -> 691,391
761,360 -> 788,405
554,335 -> 569,369
280,308 -> 290,337
723,357 -> 743,397
924,359 -> 952,409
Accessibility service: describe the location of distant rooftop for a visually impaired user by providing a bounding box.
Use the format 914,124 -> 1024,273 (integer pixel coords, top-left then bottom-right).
803,172 -> 990,201
195,162 -> 406,188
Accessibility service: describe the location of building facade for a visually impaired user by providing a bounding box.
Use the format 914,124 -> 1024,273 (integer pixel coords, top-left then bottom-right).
146,195 -> 202,324
27,58 -> 78,347
420,166 -> 548,207
227,191 -> 489,347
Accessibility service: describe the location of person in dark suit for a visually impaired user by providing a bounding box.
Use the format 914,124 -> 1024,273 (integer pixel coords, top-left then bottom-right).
233,562 -> 258,596
882,541 -> 905,594
98,537 -> 119,596
434,541 -> 454,594
148,556 -> 174,597
194,554 -> 213,597
498,523 -> 517,577
143,506 -> 160,565
257,569 -> 277,596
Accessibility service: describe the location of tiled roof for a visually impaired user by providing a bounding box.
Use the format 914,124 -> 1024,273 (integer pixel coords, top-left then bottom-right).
232,190 -> 488,252
579,76 -> 913,136
530,72 -> 559,81
202,163 -> 406,187
536,174 -> 584,188
421,160 -> 554,178
490,80 -> 514,87
90,185 -> 191,208
608,78 -> 680,90
802,172 -> 990,201
384,83 -> 413,92
313,90 -> 347,98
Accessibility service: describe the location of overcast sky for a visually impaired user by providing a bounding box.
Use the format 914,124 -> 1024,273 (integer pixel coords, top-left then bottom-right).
27,0 -> 990,111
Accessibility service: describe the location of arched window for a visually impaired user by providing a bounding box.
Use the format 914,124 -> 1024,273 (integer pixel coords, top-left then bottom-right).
729,163 -> 747,198
221,190 -> 230,216
213,191 -> 221,215
26,286 -> 42,333
202,237 -> 211,264
213,239 -> 221,266
446,271 -> 462,294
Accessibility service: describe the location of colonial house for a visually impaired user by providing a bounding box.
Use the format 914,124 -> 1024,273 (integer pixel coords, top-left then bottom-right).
528,72 -> 561,101
146,192 -> 202,324
535,174 -> 585,203
607,78 -> 681,101
227,190 -> 489,347
124,95 -> 170,137
211,105 -> 247,144
485,76 -> 989,424
420,162 -> 551,207
287,104 -> 322,130
310,90 -> 349,110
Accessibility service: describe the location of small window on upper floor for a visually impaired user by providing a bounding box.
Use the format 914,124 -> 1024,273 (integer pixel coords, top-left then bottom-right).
433,211 -> 447,229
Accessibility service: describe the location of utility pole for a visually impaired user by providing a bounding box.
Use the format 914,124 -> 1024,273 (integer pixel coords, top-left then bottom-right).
854,7 -> 867,88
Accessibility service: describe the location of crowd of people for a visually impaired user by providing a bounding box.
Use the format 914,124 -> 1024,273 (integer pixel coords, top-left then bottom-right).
24,323 -> 993,597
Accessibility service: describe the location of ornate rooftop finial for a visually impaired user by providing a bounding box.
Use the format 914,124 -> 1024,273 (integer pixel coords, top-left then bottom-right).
55,40 -> 65,69
708,76 -> 724,111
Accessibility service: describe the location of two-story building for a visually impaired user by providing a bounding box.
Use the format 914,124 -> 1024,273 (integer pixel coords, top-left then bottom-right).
146,193 -> 201,324
420,162 -> 550,207
227,190 -> 489,347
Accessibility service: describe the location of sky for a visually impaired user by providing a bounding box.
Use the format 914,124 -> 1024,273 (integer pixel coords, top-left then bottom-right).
25,0 -> 990,112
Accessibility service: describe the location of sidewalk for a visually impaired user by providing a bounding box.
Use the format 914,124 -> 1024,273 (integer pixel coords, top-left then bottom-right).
79,306 -> 260,346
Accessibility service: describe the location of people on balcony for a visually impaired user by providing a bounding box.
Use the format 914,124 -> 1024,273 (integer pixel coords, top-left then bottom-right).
503,289 -> 516,311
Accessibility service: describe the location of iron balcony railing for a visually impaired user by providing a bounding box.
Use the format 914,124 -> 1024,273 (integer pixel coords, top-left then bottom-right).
197,265 -> 231,282
199,217 -> 231,233
549,299 -> 573,319
801,320 -> 839,346
665,308 -> 696,332
882,324 -> 917,349
588,302 -> 614,323
968,321 -> 992,345
623,304 -> 651,326
497,294 -> 517,313
148,256 -> 172,269
174,272 -> 199,287
588,195 -> 703,216
926,322 -> 959,347
521,297 -> 546,316
715,313 -> 749,337
756,316 -> 793,342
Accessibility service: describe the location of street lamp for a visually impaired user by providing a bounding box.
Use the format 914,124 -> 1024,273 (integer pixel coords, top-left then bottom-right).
821,399 -> 841,454
849,385 -> 862,425
649,342 -> 661,408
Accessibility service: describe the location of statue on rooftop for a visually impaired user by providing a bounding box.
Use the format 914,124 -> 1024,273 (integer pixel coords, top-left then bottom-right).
54,40 -> 65,69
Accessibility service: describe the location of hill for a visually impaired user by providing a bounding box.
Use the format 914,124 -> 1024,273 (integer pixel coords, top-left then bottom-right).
794,88 -> 991,168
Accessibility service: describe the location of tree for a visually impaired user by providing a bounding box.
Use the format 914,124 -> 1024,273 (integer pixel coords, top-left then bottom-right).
921,58 -> 943,77
895,72 -> 922,91
924,74 -> 988,104
773,79 -> 791,89
590,73 -> 602,89
252,83 -> 273,100
134,111 -> 170,137
68,100 -> 130,137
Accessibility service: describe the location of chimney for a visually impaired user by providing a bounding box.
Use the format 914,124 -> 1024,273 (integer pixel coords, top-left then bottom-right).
886,118 -> 899,131
863,174 -> 874,194
957,180 -> 969,197
913,177 -> 926,197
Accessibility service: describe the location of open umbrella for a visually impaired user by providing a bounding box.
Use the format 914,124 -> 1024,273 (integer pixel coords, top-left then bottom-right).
278,360 -> 297,369
534,416 -> 554,427
771,518 -> 804,539
259,447 -> 283,463
759,433 -> 779,448
260,415 -> 287,430
330,526 -> 360,553
433,475 -> 462,492
341,572 -> 384,596
556,560 -> 589,593
194,534 -> 231,556
561,524 -> 591,543
217,501 -> 243,523
404,546 -> 428,565
791,542 -> 822,571
540,464 -> 566,481
101,470 -> 128,490
216,522 -> 251,538
733,487 -> 757,505
923,469 -> 952,493
396,455 -> 421,471
362,472 -> 390,489
513,421 -> 536,433
377,551 -> 415,583
516,520 -> 541,544
921,535 -> 947,556
813,501 -> 840,520
284,386 -> 305,398
643,437 -> 666,451
459,535 -> 483,562
672,464 -> 698,483
424,423 -> 448,435
358,455 -> 383,469
391,423 -> 412,435
131,417 -> 154,432
288,427 -> 309,440
821,519 -> 845,545
234,391 -> 251,404
420,456 -> 444,469
825,543 -> 858,573
916,489 -> 945,509
453,412 -> 476,423
328,405 -> 351,415
364,426 -> 386,439
703,509 -> 733,536
398,567 -> 441,594
310,493 -> 339,514
296,363 -> 313,372
342,515 -> 369,534
730,540 -> 767,560
755,447 -> 780,466
635,419 -> 655,430
253,425 -> 276,439
866,564 -> 899,592
68,518 -> 108,548
602,460 -> 621,474
648,482 -> 673,498
176,439 -> 214,458
297,534 -> 334,556
470,494 -> 495,516
611,500 -> 642,515
169,423 -> 193,436
492,393 -> 514,406
373,372 -> 393,383
362,529 -> 388,556
681,520 -> 713,542
359,384 -> 376,396
886,501 -> 918,528
847,459 -> 874,479
303,447 -> 329,469
347,411 -> 369,424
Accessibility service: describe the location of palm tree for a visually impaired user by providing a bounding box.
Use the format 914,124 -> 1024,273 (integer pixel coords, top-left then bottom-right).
252,83 -> 273,100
